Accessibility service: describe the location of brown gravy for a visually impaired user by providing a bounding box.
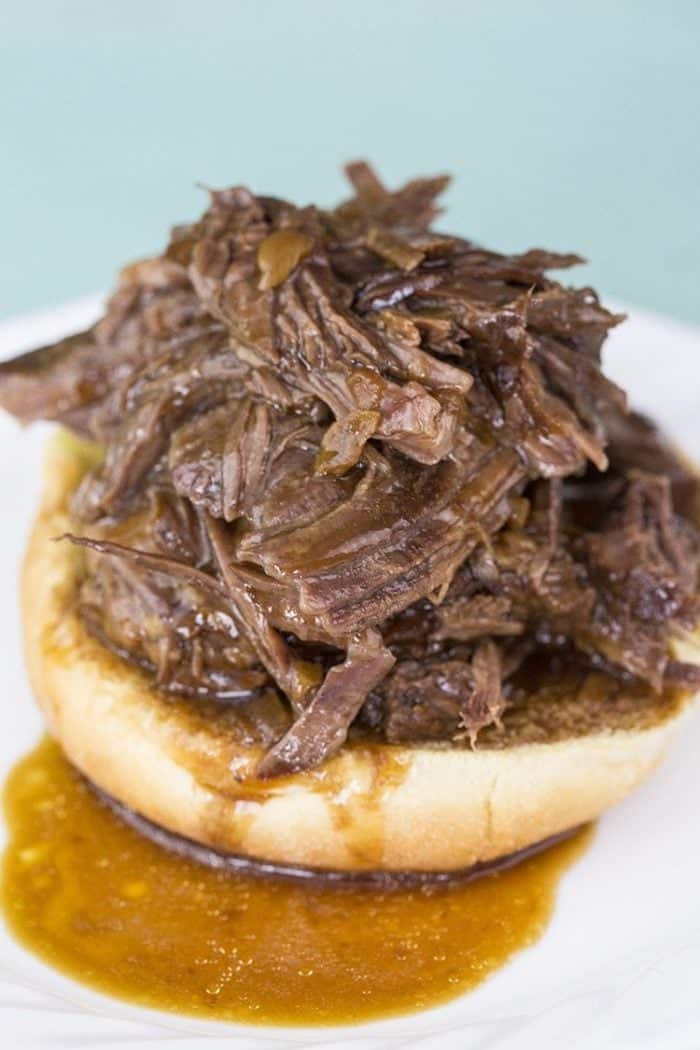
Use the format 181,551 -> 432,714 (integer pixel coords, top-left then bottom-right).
1,737 -> 591,1026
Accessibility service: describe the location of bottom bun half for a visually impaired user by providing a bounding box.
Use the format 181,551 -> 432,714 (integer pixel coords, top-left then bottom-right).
21,432 -> 697,872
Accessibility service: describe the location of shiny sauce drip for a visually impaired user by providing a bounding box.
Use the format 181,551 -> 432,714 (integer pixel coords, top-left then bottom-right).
2,738 -> 591,1026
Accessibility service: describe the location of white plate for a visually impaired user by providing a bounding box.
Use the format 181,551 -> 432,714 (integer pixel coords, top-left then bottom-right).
0,299 -> 699,1050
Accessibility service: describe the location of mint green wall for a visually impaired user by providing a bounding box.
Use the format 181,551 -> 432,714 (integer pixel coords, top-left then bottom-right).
2,1 -> 698,322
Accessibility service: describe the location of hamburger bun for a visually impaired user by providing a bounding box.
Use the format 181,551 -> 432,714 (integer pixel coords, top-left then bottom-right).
21,431 -> 697,873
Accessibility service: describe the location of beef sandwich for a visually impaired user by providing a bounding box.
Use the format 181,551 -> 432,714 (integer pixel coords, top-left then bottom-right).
2,164 -> 699,872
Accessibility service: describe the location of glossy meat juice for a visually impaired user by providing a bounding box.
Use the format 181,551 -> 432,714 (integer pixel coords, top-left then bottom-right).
2,738 -> 591,1026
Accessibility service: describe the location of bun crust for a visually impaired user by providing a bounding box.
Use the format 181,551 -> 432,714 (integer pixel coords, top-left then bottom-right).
21,433 -> 696,872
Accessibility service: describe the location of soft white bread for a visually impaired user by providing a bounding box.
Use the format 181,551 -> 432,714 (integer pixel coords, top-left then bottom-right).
21,432 -> 697,872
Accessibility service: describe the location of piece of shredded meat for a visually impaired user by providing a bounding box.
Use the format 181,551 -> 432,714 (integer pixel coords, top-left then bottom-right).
1,162 -> 698,777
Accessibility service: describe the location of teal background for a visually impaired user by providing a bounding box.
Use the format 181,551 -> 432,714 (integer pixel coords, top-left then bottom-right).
1,0 -> 699,323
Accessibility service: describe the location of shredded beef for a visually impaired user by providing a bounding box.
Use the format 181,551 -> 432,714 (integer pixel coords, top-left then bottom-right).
1,162 -> 698,776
